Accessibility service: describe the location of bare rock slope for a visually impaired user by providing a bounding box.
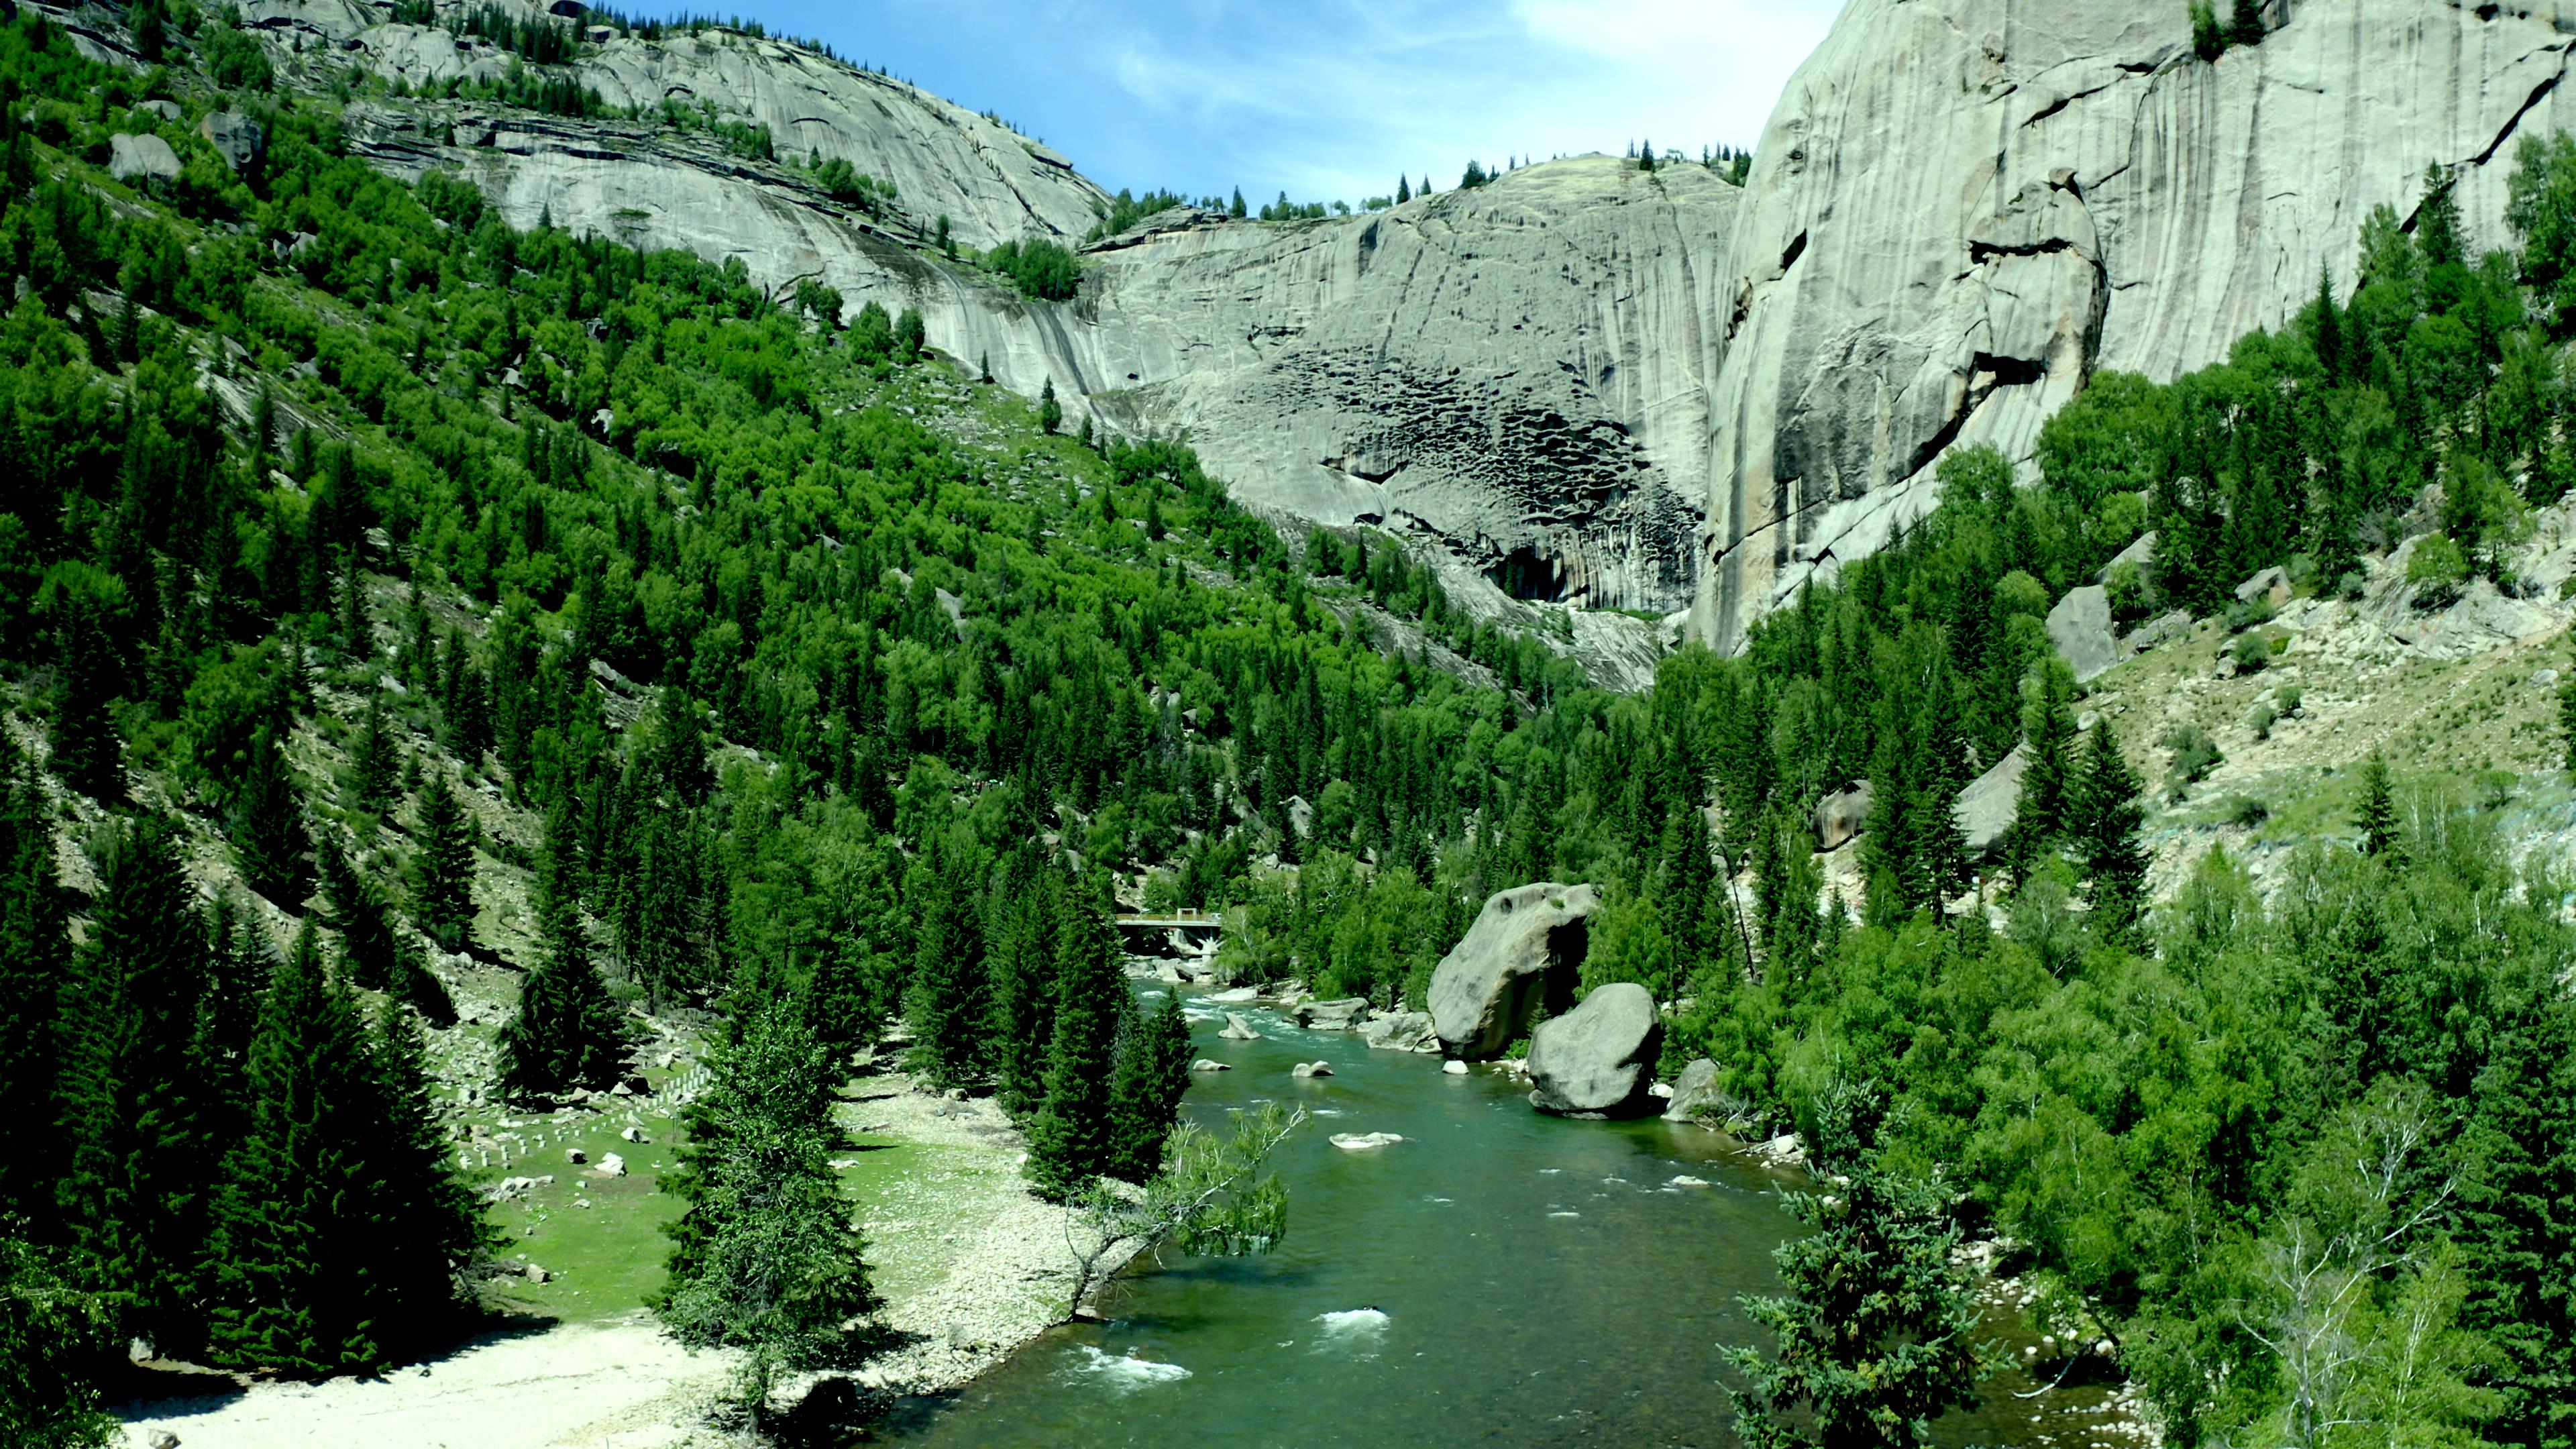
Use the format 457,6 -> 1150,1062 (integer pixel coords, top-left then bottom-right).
1696,0 -> 2576,647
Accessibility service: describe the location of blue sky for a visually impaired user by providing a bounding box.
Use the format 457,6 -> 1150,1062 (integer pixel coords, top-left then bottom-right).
731,0 -> 1843,205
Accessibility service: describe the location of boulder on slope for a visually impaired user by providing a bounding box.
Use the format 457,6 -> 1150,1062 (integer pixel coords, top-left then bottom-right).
108,133 -> 182,184
2047,586 -> 2119,684
1954,742 -> 2029,863
1662,1058 -> 1725,1123
1526,983 -> 1664,1118
1814,781 -> 1872,851
1428,883 -> 1599,1060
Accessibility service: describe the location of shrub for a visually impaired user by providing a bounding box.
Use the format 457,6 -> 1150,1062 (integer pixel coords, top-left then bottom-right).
2163,724 -> 2223,798
985,237 -> 1080,302
2408,533 -> 2469,607
2227,796 -> 2269,828
2235,631 -> 2271,672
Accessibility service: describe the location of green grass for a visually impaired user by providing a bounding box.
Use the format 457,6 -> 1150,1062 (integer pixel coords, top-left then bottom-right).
476,1106 -> 689,1323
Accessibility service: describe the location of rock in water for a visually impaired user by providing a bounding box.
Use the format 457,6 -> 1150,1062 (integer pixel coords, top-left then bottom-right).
1429,883 -> 1599,1060
1190,1058 -> 1233,1072
1330,1132 -> 1405,1150
1663,1058 -> 1724,1123
1291,1061 -> 1334,1079
108,133 -> 182,184
1216,1012 -> 1260,1041
2047,586 -> 2119,684
1526,983 -> 1664,1118
1442,1059 -> 1469,1076
1356,1010 -> 1435,1053
1290,998 -> 1369,1031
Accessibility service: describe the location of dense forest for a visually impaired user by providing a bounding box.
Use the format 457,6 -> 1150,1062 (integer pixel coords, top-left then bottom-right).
0,4 -> 2573,1447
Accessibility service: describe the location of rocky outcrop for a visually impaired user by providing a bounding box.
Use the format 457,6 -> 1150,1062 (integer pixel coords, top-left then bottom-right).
198,111 -> 264,172
1428,883 -> 1599,1060
1289,998 -> 1369,1032
1526,983 -> 1664,1118
1694,0 -> 2576,650
1356,1010 -> 1436,1053
1955,742 -> 2029,863
1814,781 -> 1872,851
108,132 -> 180,183
2048,585 -> 2119,683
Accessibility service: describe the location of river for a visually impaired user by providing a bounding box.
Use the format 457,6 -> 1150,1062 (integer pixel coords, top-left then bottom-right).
880,986 -> 2141,1448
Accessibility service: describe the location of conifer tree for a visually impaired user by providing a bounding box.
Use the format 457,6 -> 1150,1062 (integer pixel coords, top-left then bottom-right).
658,999 -> 877,1418
798,943 -> 873,1065
1025,876 -> 1127,1200
205,922 -> 381,1375
2311,262 -> 2343,380
44,571 -> 124,801
55,818 -> 211,1347
2008,658 -> 2078,880
352,694 -> 398,814
1038,377 -> 1063,435
410,771 -> 478,952
1106,986 -> 1195,1183
360,1000 -> 486,1360
0,737 -> 66,1218
2355,751 -> 2404,861
2074,722 -> 2149,939
319,838 -> 455,1024
195,894 -> 268,1146
496,904 -> 624,1102
903,833 -> 991,1091
2229,0 -> 2265,45
232,724 -> 310,908
987,861 -> 1062,1118
2418,162 -> 2466,270
1396,175 -> 1411,204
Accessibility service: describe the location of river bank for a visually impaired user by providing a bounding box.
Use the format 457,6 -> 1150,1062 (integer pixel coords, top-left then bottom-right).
114,1063 -> 1137,1448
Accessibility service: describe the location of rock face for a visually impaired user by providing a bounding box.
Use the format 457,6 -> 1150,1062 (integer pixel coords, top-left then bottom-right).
198,111 -> 265,172
108,133 -> 181,183
1694,0 -> 2576,649
1526,983 -> 1665,1118
1428,883 -> 1600,1060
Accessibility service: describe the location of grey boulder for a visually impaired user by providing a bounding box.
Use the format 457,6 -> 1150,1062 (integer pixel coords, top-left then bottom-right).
1290,997 -> 1368,1031
108,133 -> 182,184
1216,1012 -> 1260,1041
1526,983 -> 1664,1118
1662,1058 -> 1725,1123
1356,1010 -> 1436,1053
198,111 -> 266,172
2047,585 -> 2119,684
1814,782 -> 1872,851
1953,742 -> 2027,864
1429,883 -> 1599,1060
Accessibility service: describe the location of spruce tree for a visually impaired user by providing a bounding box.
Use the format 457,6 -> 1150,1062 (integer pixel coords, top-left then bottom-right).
352,694 -> 398,814
658,999 -> 877,1417
987,860 -> 1061,1118
2008,658 -> 2078,880
2074,721 -> 2149,940
496,905 -> 624,1102
0,737 -> 66,1218
798,943 -> 874,1065
2355,751 -> 2404,860
2312,261 -> 2343,380
44,574 -> 124,801
1396,175 -> 1411,204
320,838 -> 455,1024
1038,377 -> 1063,435
2229,0 -> 2265,45
205,922 -> 382,1376
903,833 -> 990,1091
1025,876 -> 1128,1200
361,999 -> 487,1360
2457,975 -> 2576,1448
409,771 -> 478,953
54,818 -> 211,1347
232,724 -> 310,908
1106,985 -> 1195,1183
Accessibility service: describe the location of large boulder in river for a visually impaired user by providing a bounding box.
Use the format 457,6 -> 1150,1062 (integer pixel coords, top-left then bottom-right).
1429,883 -> 1599,1060
1289,998 -> 1368,1031
1527,983 -> 1664,1118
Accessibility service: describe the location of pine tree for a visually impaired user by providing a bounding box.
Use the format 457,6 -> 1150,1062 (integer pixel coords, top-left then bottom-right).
658,1000 -> 877,1417
0,736 -> 66,1218
1106,985 -> 1195,1183
319,838 -> 455,1024
410,771 -> 478,953
232,724 -> 310,908
2074,722 -> 2149,940
2355,751 -> 2404,861
2457,973 -> 2576,1448
496,905 -> 625,1102
360,1000 -> 487,1360
54,818 -> 212,1348
2312,261 -> 2343,381
798,943 -> 874,1065
1396,175 -> 1411,204
2229,0 -> 2265,45
1038,377 -> 1063,435
904,833 -> 991,1091
1025,876 -> 1127,1199
205,922 -> 382,1376
1229,186 -> 1246,218
2418,162 -> 2466,270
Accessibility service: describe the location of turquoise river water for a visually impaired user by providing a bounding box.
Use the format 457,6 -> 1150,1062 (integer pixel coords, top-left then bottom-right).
881,987 -> 2137,1448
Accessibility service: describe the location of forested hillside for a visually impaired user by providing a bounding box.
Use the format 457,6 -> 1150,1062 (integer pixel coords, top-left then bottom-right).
2,4 -> 2575,1448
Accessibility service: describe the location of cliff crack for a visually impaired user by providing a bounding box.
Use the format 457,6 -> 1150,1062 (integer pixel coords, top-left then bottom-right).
2469,43 -> 2573,166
